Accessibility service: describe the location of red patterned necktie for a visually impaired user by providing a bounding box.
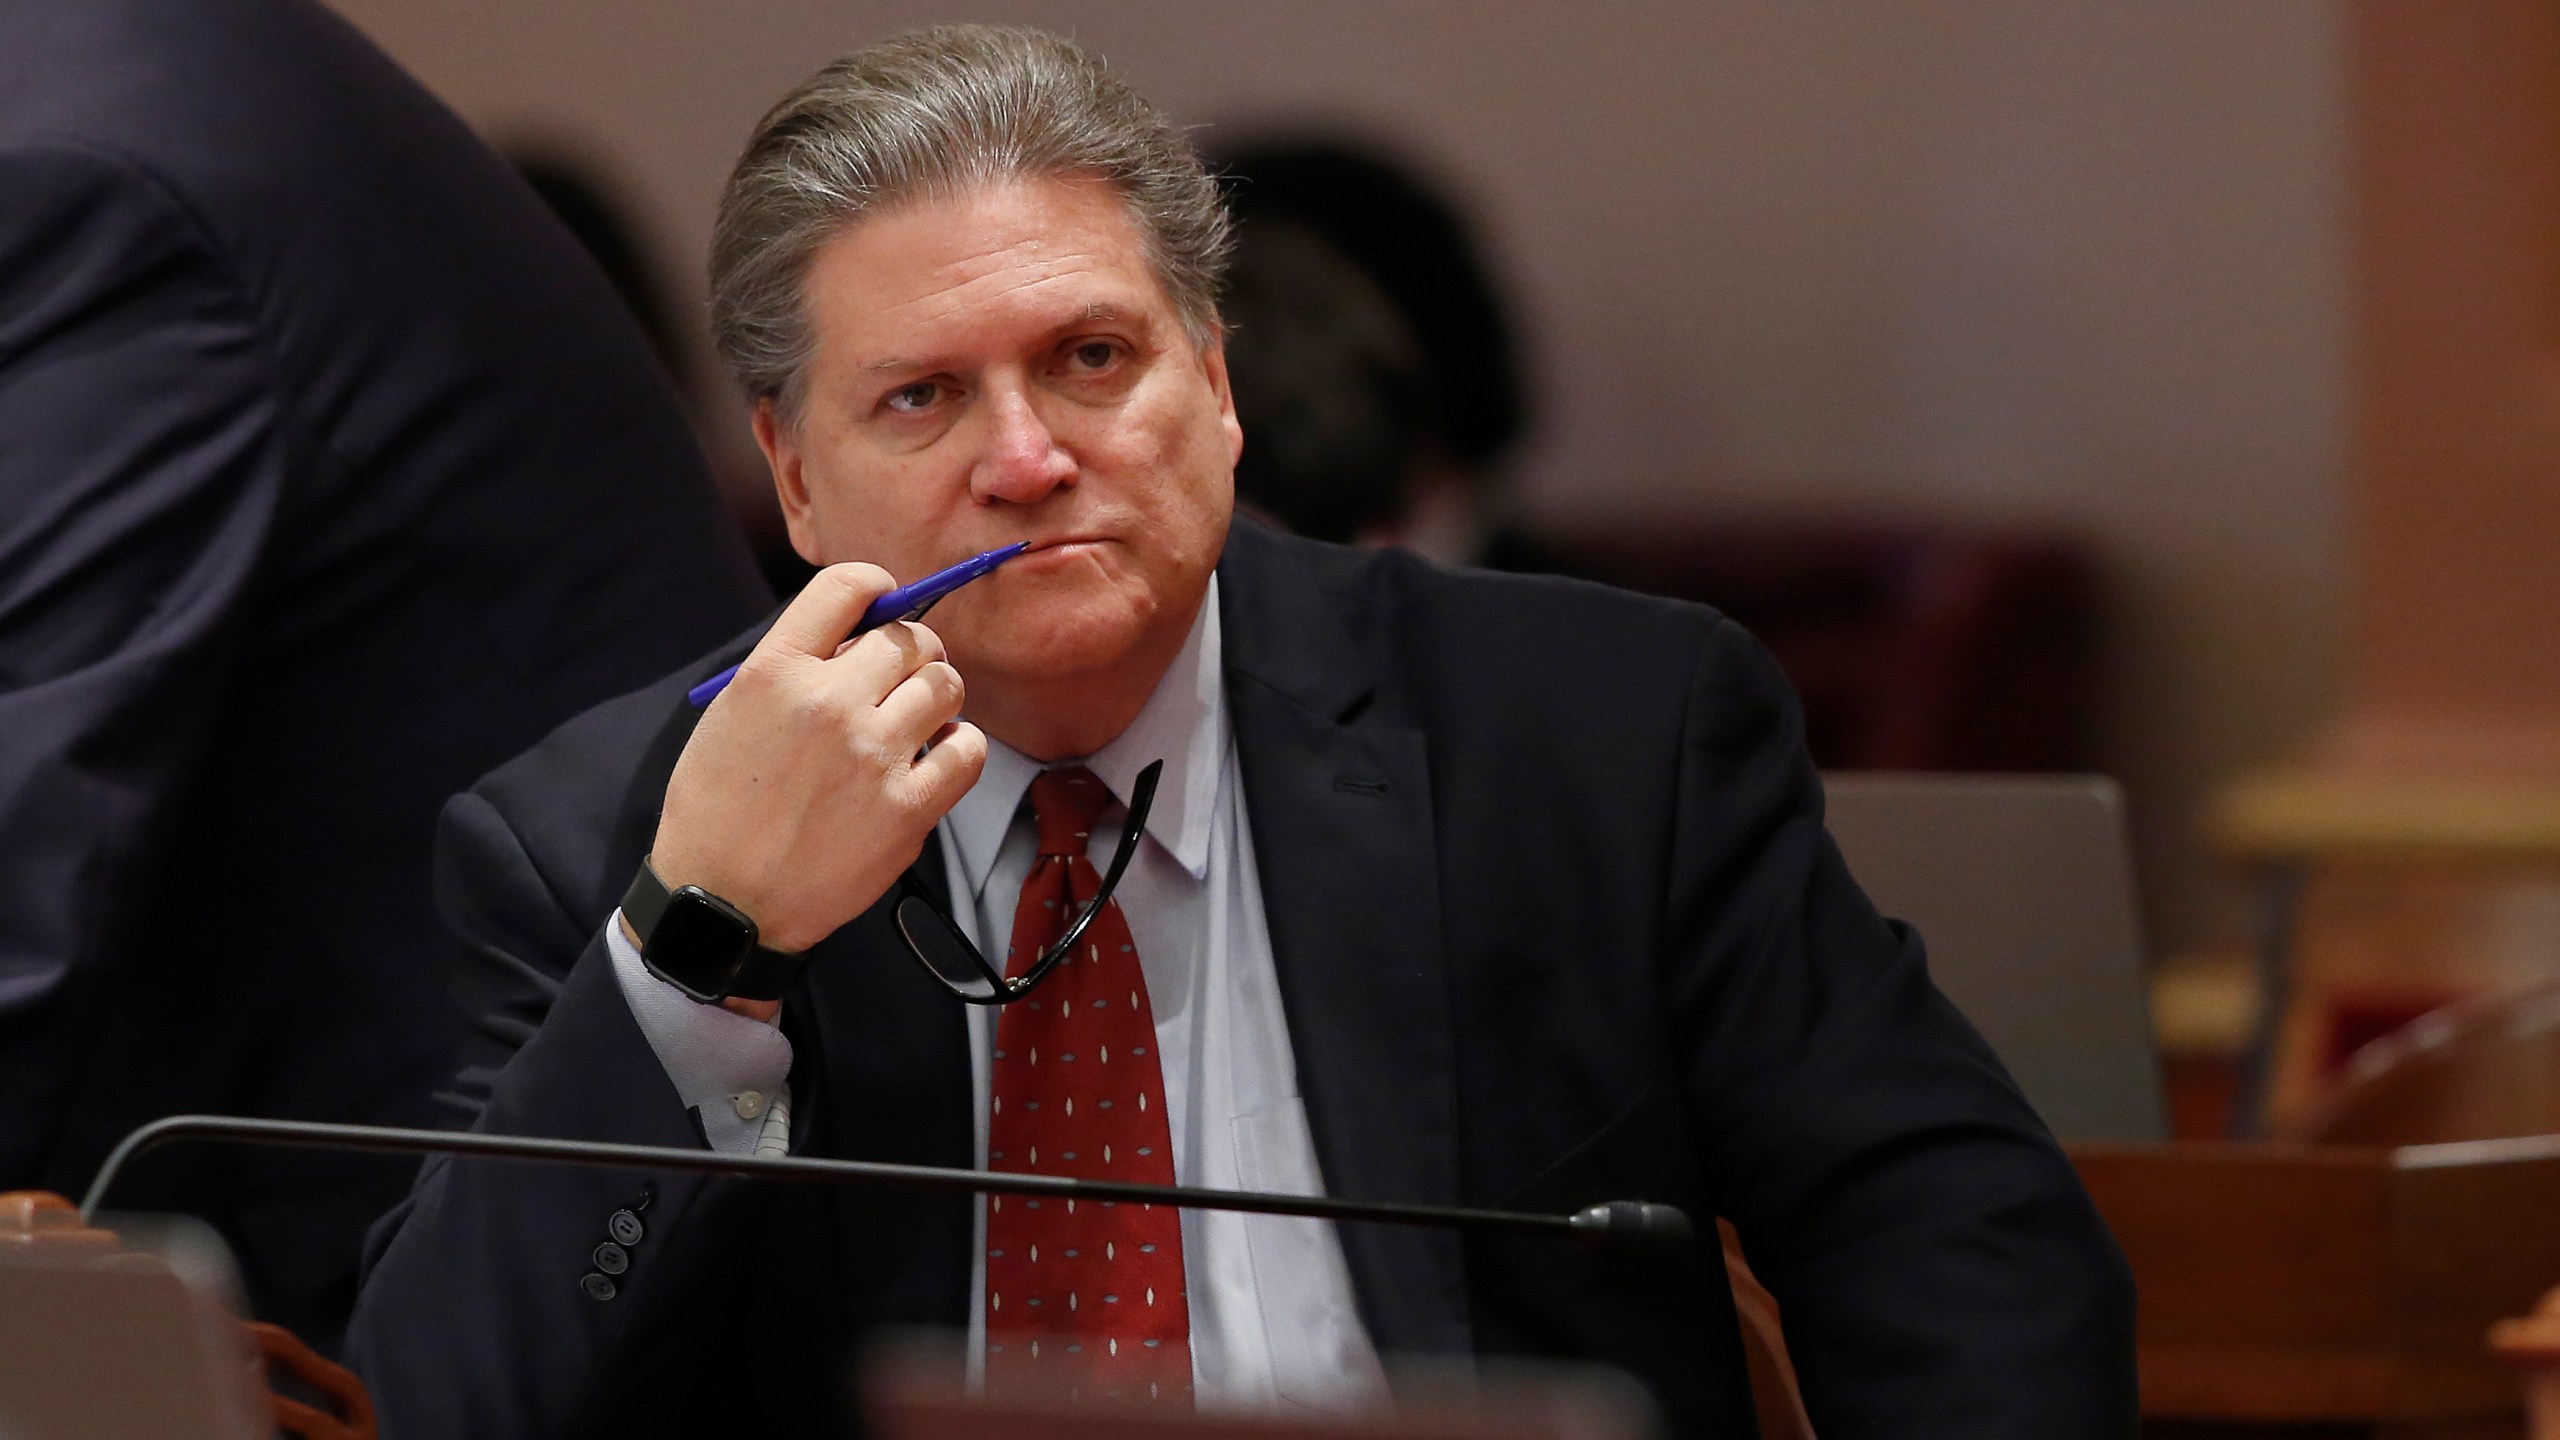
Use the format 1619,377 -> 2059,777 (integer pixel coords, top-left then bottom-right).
983,766 -> 1192,1403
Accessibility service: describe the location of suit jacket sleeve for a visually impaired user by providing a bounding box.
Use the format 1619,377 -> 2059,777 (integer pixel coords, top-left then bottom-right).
344,786 -> 731,1440
1664,617 -> 2137,1437
0,145 -> 288,1180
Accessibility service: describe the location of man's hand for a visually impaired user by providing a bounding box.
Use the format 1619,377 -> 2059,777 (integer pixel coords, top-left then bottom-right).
650,563 -> 987,962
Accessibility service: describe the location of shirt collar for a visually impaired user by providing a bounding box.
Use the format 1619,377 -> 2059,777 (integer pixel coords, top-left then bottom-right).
940,576 -> 1227,899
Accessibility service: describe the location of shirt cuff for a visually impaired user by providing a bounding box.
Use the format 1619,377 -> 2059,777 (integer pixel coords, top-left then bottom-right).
605,911 -> 795,1156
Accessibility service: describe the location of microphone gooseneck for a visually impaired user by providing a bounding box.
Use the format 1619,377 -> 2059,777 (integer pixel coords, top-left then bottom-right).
80,1114 -> 1693,1257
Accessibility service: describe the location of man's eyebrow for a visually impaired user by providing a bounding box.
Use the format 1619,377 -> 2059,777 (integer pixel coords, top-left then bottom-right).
1030,301 -> 1150,346
1042,301 -> 1154,342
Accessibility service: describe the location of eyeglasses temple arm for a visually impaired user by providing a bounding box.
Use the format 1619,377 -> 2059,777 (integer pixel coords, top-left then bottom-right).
1002,759 -> 1164,996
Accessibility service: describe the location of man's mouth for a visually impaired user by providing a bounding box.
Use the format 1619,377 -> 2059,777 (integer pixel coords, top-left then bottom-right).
1015,536 -> 1111,562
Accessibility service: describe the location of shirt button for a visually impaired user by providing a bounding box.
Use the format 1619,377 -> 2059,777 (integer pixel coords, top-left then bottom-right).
579,1273 -> 618,1302
730,1091 -> 765,1120
592,1241 -> 630,1275
609,1209 -> 646,1246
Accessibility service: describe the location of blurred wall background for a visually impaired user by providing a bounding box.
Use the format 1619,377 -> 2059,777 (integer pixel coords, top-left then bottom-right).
324,0 -> 2349,961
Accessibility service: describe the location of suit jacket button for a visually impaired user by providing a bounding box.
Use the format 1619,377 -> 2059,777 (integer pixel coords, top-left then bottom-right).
579,1272 -> 618,1302
592,1241 -> 630,1275
609,1209 -> 645,1246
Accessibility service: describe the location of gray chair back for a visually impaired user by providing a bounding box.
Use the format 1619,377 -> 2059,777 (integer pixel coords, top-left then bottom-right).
1822,772 -> 2168,1142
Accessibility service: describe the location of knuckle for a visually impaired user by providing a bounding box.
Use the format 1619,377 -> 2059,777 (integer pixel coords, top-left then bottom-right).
872,619 -> 921,653
801,683 -> 859,731
851,721 -> 902,771
847,627 -> 902,669
910,729 -> 986,805
729,650 -> 796,702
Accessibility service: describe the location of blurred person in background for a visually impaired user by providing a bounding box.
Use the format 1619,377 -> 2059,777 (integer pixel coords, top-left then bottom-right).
1218,215 -> 1433,543
1215,137 -> 1556,571
0,0 -> 768,1348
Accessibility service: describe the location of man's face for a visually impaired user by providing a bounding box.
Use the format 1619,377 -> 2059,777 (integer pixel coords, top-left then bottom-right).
758,176 -> 1242,705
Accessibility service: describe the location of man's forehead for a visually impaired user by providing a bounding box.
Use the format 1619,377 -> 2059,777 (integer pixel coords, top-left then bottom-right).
805,178 -> 1173,349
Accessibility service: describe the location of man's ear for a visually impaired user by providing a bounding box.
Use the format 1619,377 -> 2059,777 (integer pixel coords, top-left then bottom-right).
1200,332 -> 1244,469
753,398 -> 829,566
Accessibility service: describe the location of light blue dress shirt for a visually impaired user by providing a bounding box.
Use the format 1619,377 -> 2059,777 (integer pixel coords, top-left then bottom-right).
608,577 -> 1385,1410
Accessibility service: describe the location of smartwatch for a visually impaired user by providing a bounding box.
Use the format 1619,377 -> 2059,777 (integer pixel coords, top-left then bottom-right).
620,859 -> 808,1004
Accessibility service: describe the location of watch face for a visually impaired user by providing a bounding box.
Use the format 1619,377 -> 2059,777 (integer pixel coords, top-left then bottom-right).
645,889 -> 758,1002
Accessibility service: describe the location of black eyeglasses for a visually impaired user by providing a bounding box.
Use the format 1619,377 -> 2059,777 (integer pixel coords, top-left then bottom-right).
891,759 -> 1163,1005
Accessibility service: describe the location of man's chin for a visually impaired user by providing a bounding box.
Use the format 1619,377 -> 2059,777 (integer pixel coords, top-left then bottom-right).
942,562 -> 1210,698
952,611 -> 1153,688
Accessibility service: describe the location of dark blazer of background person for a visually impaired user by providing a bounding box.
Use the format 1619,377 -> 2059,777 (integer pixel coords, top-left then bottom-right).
346,521 -> 2136,1440
0,0 -> 770,1347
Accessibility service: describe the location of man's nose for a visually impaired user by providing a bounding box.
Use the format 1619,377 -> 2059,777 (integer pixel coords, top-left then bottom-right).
968,384 -> 1076,505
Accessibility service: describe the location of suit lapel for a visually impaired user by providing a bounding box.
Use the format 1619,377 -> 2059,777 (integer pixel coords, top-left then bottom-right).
794,839 -> 978,1327
1218,524 -> 1472,1358
791,840 -> 972,1172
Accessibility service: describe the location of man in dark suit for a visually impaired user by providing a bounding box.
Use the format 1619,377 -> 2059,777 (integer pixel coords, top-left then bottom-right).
346,25 -> 2133,1437
0,0 -> 769,1347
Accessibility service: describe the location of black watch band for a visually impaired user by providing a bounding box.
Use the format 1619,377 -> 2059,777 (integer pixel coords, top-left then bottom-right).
620,859 -> 808,1005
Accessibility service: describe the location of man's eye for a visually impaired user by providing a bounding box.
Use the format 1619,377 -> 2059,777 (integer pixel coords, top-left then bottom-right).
1068,341 -> 1119,371
885,381 -> 941,414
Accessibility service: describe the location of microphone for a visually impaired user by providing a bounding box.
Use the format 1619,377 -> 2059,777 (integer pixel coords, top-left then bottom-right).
81,1114 -> 1693,1256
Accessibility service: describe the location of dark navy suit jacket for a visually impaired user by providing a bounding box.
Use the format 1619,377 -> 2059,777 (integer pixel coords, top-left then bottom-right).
0,0 -> 769,1346
347,522 -> 2136,1438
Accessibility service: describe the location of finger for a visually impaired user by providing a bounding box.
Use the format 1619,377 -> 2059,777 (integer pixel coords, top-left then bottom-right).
874,659 -> 967,751
826,620 -> 947,704
763,562 -> 896,660
908,721 -> 988,807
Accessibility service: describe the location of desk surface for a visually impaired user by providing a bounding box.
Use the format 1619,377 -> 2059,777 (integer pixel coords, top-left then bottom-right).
2212,769 -> 2560,864
2072,1139 -> 2560,1429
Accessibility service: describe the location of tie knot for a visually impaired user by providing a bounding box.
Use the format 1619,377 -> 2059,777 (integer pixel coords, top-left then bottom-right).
1028,766 -> 1115,858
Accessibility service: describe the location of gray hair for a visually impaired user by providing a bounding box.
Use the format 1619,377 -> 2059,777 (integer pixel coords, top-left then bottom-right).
710,24 -> 1232,419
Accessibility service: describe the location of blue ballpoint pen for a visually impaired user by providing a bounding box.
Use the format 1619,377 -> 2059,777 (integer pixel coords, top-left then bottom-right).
685,542 -> 1030,708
